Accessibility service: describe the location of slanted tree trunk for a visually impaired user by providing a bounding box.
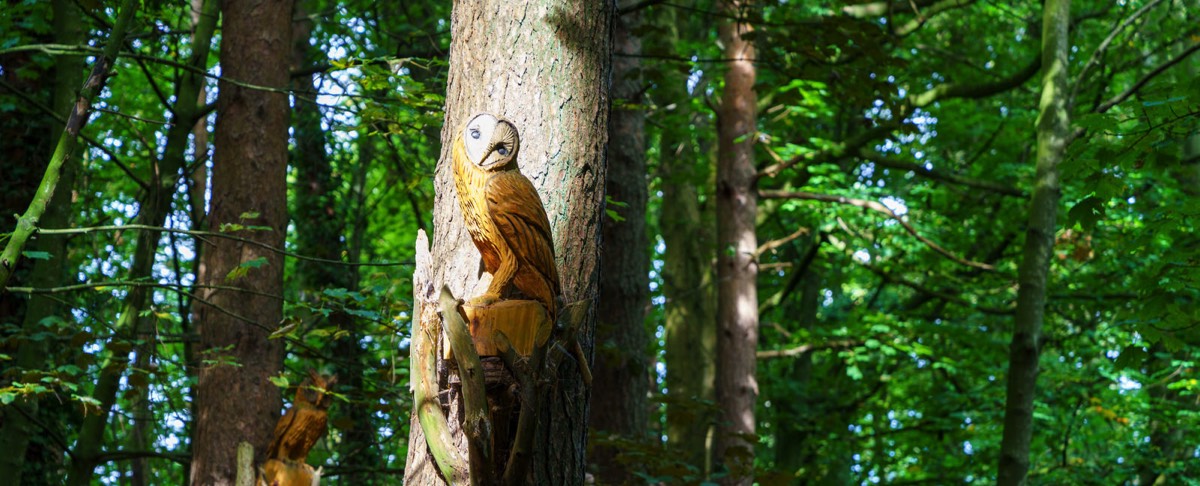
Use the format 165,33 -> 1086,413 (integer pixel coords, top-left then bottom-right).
65,1 -> 218,483
997,0 -> 1070,484
0,0 -> 85,482
402,1 -> 612,484
713,1 -> 759,484
651,4 -> 718,474
589,3 -> 650,483
190,0 -> 293,483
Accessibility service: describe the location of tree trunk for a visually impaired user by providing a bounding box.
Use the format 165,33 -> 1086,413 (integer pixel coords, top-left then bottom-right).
403,1 -> 612,484
64,1 -> 218,482
772,270 -> 818,476
589,4 -> 650,483
189,0 -> 293,483
652,4 -> 718,474
0,0 -> 84,482
713,1 -> 759,484
997,0 -> 1070,484
289,2 -> 381,481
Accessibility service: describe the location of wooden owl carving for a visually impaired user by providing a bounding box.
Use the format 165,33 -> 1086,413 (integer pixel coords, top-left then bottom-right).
451,113 -> 561,319
266,370 -> 336,462
257,458 -> 319,486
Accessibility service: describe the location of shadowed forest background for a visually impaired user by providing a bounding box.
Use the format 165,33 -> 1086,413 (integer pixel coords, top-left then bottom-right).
1,0 -> 1199,484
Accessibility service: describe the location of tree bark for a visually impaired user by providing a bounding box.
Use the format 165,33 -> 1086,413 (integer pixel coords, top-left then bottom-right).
997,0 -> 1070,484
0,0 -> 137,289
589,3 -> 650,483
713,1 -> 759,484
190,0 -> 293,483
0,0 -> 84,482
403,1 -> 612,484
772,270 -> 818,476
63,1 -> 218,482
652,5 -> 718,474
288,3 -> 381,483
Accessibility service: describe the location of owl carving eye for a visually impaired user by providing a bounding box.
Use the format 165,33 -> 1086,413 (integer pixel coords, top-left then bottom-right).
496,145 -> 508,156
470,128 -> 481,139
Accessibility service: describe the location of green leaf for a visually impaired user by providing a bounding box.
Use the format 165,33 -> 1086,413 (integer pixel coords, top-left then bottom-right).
1113,346 -> 1148,370
21,250 -> 51,260
226,256 -> 269,281
268,374 -> 289,388
1068,196 -> 1105,231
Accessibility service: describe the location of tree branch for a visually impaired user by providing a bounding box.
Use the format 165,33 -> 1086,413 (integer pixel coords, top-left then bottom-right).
1095,41 -> 1200,114
857,150 -> 1026,197
1069,0 -> 1167,109
760,190 -> 996,271
757,339 -> 858,360
30,224 -> 411,268
438,286 -> 491,485
0,77 -> 149,191
0,0 -> 139,290
909,53 -> 1042,108
759,122 -> 900,178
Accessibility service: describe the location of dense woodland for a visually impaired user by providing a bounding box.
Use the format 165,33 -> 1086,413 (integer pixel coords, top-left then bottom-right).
1,0 -> 1198,484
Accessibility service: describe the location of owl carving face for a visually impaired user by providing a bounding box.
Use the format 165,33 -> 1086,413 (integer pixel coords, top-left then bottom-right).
462,113 -> 521,170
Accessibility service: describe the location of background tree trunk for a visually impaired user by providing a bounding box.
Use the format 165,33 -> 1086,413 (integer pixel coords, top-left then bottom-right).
289,2 -> 381,482
0,0 -> 84,482
589,3 -> 650,483
713,1 -> 759,484
652,4 -> 718,474
190,0 -> 293,483
403,1 -> 612,484
997,0 -> 1070,484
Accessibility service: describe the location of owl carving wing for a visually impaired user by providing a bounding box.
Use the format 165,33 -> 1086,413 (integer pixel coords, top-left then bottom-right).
266,404 -> 328,461
485,172 -> 560,317
266,371 -> 335,462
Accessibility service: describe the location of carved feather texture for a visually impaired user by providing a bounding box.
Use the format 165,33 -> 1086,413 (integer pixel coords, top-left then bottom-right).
452,113 -> 560,319
266,371 -> 335,462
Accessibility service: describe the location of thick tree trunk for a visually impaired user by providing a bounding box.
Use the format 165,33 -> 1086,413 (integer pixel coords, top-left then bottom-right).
651,5 -> 718,474
997,0 -> 1070,484
713,1 -> 759,484
403,1 -> 612,484
288,3 -> 381,482
589,4 -> 650,483
190,0 -> 293,483
0,0 -> 84,482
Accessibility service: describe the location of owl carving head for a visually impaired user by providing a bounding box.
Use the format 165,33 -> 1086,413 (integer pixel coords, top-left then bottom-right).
460,113 -> 520,171
297,369 -> 336,409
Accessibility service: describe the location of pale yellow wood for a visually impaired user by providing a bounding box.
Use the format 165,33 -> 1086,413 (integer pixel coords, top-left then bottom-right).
440,300 -> 547,358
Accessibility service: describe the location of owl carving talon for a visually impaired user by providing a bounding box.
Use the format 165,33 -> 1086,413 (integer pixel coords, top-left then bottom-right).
452,113 -> 561,321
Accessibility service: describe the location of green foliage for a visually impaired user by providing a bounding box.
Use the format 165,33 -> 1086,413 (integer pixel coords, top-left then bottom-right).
1,0 -> 1197,483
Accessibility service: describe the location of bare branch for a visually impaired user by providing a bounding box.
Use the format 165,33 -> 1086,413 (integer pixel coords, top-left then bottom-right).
760,190 -> 996,271
757,339 -> 858,360
32,224 -> 411,267
908,54 -> 1042,108
1095,41 -> 1200,114
1070,0 -> 1168,109
857,150 -> 1026,197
